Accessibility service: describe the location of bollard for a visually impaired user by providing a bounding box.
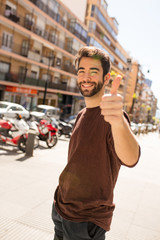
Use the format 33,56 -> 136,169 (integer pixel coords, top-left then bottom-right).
25,128 -> 36,156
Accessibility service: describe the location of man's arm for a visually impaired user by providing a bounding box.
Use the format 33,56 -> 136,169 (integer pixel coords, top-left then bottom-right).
111,111 -> 139,166
100,76 -> 140,166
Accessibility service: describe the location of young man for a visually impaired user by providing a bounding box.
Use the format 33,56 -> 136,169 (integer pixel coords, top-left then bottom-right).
52,46 -> 140,240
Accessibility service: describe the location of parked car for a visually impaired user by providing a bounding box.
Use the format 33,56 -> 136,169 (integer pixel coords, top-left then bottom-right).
0,101 -> 29,118
31,105 -> 60,120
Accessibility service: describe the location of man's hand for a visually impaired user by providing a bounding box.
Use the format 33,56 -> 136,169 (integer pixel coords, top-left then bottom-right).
100,75 -> 123,126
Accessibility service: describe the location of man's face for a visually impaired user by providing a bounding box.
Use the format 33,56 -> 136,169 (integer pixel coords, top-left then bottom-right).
77,57 -> 104,97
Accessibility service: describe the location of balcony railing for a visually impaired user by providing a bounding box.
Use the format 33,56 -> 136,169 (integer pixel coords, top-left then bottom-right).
0,4 -> 78,57
29,0 -> 87,43
0,71 -> 80,93
88,27 -> 127,67
0,37 -> 77,76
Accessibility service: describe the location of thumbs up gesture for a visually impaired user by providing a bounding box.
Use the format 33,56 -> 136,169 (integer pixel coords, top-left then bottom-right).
100,75 -> 123,126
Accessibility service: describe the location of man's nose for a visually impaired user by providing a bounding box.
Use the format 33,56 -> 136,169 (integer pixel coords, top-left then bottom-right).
83,72 -> 91,80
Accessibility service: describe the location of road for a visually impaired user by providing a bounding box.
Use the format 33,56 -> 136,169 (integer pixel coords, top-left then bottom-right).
0,132 -> 160,240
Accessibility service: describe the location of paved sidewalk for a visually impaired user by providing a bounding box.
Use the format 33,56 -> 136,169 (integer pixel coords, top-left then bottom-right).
0,133 -> 160,240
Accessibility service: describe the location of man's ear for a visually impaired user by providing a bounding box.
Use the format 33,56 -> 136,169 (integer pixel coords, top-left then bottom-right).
104,72 -> 110,85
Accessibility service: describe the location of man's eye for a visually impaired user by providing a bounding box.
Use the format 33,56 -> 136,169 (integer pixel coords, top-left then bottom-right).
90,71 -> 97,75
78,71 -> 84,74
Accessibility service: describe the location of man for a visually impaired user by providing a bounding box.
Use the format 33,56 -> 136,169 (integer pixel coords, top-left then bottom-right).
52,46 -> 140,240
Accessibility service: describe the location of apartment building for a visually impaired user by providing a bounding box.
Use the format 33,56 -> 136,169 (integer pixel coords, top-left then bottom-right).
85,0 -> 135,111
1,0 -> 155,119
130,62 -> 157,123
61,0 -> 136,111
0,0 -> 88,115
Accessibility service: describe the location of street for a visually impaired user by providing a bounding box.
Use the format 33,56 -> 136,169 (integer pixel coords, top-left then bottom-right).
0,132 -> 160,240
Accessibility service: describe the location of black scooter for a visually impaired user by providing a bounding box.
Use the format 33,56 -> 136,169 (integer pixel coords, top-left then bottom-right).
58,121 -> 72,138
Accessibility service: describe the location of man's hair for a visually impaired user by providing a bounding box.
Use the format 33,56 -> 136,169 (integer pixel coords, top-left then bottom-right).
75,46 -> 111,78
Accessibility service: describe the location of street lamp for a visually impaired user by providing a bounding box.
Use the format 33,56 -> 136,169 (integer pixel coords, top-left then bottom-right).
43,56 -> 54,105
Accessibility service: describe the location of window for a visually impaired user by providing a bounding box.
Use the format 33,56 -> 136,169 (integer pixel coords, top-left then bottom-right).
5,1 -> 17,16
93,6 -> 117,40
49,30 -> 58,44
31,71 -> 37,79
82,29 -> 87,39
0,62 -> 10,73
42,74 -> 51,81
91,5 -> 95,16
24,14 -> 34,29
103,35 -> 111,46
56,58 -> 61,67
54,76 -> 59,83
21,40 -> 29,56
19,66 -> 27,82
2,32 -> 13,49
9,106 -> 19,111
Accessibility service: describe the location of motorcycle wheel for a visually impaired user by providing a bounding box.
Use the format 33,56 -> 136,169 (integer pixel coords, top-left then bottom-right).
18,136 -> 26,152
46,135 -> 58,148
18,136 -> 39,152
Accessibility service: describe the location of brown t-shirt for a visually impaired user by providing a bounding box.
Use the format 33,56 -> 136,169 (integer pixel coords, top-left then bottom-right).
54,106 -> 139,231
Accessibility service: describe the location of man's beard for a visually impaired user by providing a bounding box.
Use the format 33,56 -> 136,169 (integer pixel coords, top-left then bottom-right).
77,81 -> 104,97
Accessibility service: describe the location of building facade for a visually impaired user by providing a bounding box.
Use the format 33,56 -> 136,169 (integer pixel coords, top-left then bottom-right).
0,0 -> 88,116
0,0 -> 157,120
130,62 -> 157,123
84,0 -> 134,111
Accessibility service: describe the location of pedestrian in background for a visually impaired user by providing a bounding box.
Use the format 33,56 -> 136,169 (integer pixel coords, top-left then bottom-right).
52,46 -> 140,240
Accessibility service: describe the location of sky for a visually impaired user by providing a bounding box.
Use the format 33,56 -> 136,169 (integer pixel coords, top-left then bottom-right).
107,0 -> 160,109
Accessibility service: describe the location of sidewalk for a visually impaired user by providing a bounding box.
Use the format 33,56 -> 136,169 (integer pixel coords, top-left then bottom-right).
108,132 -> 160,240
0,133 -> 160,240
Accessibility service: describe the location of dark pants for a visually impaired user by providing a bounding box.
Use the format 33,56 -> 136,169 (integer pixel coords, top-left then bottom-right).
52,203 -> 106,240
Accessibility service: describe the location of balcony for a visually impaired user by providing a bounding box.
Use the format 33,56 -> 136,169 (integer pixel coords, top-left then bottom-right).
0,71 -> 79,94
0,36 -> 77,76
0,4 -> 78,57
28,0 -> 87,43
4,8 -> 20,23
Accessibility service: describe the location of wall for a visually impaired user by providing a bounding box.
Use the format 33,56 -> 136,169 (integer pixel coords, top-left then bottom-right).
60,0 -> 87,23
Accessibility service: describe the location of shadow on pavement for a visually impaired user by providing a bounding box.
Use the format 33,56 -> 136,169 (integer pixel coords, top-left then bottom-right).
16,155 -> 32,161
58,137 -> 70,142
0,144 -> 34,161
0,144 -> 21,156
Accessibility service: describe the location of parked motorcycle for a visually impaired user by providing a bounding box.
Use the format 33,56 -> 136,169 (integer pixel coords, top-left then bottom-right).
0,114 -> 39,152
37,118 -> 58,148
58,120 -> 73,138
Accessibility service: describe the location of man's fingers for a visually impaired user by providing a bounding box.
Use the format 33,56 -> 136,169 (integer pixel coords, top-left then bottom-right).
110,75 -> 122,94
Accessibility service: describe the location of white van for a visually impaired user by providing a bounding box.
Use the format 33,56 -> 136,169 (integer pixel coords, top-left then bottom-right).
31,105 -> 60,120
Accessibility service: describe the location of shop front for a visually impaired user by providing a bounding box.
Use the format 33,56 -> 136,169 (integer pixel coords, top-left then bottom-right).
4,86 -> 38,110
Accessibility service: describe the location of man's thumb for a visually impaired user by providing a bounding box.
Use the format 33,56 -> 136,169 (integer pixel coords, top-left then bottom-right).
110,75 -> 122,94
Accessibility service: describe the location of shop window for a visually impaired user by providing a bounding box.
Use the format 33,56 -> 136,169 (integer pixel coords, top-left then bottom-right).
51,99 -> 56,106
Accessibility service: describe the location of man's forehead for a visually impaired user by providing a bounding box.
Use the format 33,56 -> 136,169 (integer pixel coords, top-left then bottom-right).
79,57 -> 102,67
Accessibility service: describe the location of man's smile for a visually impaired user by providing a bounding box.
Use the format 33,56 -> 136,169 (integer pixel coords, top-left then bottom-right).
81,83 -> 94,89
